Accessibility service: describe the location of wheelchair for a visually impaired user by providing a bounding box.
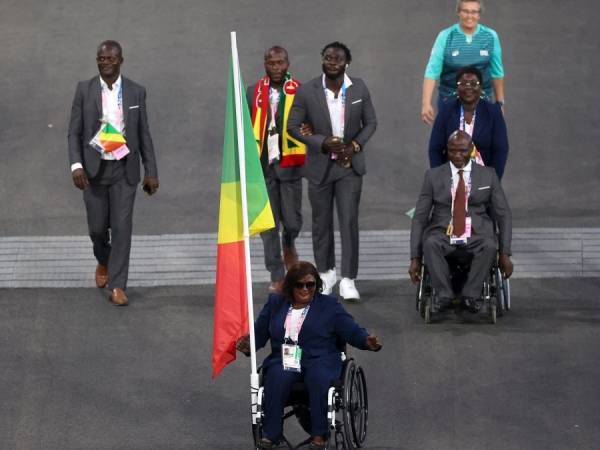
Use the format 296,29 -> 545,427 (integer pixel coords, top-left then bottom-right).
415,246 -> 511,324
251,352 -> 369,450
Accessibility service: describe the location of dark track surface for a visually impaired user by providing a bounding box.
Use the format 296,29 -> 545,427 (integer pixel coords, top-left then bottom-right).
2,279 -> 600,449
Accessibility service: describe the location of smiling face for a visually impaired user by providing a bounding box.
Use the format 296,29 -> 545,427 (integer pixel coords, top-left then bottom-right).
321,47 -> 347,80
457,0 -> 481,33
292,274 -> 317,306
96,45 -> 123,81
456,72 -> 482,104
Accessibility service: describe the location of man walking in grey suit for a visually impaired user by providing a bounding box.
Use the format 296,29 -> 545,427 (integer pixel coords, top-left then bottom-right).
288,42 -> 377,301
68,40 -> 159,306
409,130 -> 513,313
247,46 -> 307,293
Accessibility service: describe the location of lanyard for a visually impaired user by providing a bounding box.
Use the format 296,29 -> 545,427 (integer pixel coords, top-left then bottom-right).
268,87 -> 279,128
459,104 -> 476,135
101,82 -> 123,120
284,305 -> 310,343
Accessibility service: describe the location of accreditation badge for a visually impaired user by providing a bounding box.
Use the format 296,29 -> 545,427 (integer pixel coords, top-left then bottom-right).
267,129 -> 280,164
282,343 -> 302,372
450,217 -> 472,245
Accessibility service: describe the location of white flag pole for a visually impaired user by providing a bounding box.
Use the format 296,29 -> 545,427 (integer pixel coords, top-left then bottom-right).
230,31 -> 260,422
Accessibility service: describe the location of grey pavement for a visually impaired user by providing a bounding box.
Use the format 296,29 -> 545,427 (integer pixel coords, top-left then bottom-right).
2,228 -> 600,288
2,279 -> 600,450
1,0 -> 599,237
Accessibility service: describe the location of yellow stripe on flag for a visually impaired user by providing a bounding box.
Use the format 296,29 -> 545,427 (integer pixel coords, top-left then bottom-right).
217,181 -> 243,244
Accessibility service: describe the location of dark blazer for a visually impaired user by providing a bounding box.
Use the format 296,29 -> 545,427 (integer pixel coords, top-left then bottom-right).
246,84 -> 301,181
287,76 -> 377,185
68,76 -> 158,185
254,293 -> 369,370
410,163 -> 512,258
429,98 -> 508,179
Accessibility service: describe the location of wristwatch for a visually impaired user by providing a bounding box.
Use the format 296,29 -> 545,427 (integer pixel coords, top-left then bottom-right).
351,140 -> 361,153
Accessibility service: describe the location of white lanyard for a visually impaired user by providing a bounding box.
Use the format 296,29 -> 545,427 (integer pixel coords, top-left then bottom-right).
268,87 -> 279,129
284,305 -> 310,343
459,104 -> 476,136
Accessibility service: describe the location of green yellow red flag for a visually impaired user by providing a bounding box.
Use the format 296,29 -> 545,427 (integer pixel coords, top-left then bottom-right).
212,57 -> 275,378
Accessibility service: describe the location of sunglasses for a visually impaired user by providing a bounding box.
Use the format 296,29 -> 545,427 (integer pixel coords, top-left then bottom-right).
294,281 -> 317,290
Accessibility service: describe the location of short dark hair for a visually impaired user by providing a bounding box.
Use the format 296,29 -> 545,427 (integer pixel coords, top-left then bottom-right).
281,261 -> 323,299
264,46 -> 288,61
97,40 -> 123,57
456,66 -> 483,84
448,129 -> 473,148
321,41 -> 352,63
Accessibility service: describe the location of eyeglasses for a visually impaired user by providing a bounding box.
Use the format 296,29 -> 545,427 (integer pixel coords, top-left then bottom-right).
457,80 -> 480,88
459,8 -> 481,15
294,281 -> 317,290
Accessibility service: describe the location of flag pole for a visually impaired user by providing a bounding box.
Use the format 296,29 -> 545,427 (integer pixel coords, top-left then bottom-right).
230,31 -> 260,417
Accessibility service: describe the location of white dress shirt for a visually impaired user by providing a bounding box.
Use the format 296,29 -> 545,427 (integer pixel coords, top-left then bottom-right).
450,159 -> 473,204
322,73 -> 353,138
71,75 -> 123,172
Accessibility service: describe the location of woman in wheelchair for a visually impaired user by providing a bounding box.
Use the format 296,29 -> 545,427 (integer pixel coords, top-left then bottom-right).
236,261 -> 382,449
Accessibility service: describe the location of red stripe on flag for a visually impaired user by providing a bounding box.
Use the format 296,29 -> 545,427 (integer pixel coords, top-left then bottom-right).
212,240 -> 249,378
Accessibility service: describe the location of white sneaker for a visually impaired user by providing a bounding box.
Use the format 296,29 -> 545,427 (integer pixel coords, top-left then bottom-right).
339,278 -> 360,302
319,268 -> 337,295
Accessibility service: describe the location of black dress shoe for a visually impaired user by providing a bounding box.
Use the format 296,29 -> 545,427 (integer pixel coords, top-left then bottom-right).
462,296 -> 482,313
435,296 -> 453,312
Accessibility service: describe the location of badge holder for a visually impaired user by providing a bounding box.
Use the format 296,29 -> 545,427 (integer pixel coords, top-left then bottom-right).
267,127 -> 280,164
282,342 -> 302,372
448,217 -> 472,245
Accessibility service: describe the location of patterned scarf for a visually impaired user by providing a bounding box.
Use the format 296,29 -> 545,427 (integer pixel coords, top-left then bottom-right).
250,73 -> 306,167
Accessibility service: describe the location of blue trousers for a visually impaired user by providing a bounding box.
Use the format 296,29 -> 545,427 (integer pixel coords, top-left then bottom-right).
262,361 -> 342,441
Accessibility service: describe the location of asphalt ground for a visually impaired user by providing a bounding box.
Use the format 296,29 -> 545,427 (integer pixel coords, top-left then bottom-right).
2,278 -> 600,450
1,0 -> 599,237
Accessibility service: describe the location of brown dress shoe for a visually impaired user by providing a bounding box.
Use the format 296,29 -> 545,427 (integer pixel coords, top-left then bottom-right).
268,280 -> 284,294
283,246 -> 299,270
95,264 -> 108,288
110,288 -> 128,306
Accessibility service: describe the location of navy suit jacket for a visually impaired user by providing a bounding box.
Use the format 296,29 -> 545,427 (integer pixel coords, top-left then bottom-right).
254,293 -> 369,370
428,98 -> 508,179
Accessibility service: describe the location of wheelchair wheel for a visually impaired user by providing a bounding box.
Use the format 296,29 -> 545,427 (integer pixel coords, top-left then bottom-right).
341,359 -> 368,449
424,305 -> 431,324
489,304 -> 497,324
503,278 -> 511,311
252,423 -> 263,450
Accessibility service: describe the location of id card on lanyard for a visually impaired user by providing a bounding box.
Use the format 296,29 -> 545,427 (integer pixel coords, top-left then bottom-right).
282,305 -> 310,372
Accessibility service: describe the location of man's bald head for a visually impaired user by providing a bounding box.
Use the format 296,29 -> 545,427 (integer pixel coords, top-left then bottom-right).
448,129 -> 472,148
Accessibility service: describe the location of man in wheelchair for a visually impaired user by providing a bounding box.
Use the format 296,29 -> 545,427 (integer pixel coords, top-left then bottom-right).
236,261 -> 381,449
408,130 -> 513,314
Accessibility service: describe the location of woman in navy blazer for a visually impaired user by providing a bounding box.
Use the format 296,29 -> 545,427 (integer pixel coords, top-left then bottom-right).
237,261 -> 381,449
429,66 -> 509,179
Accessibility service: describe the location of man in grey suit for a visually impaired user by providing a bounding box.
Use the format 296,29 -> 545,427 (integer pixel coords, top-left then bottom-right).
288,42 -> 377,301
246,46 -> 307,293
68,40 -> 159,306
409,130 -> 513,313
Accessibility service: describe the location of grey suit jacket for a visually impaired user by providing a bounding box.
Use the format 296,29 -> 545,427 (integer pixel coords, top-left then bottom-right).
410,163 -> 512,258
68,76 -> 158,185
287,75 -> 377,185
246,84 -> 301,182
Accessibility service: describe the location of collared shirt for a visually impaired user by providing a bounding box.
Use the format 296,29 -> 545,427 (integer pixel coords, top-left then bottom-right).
322,73 -> 353,138
70,75 -> 124,171
450,159 -> 473,196
99,75 -> 124,161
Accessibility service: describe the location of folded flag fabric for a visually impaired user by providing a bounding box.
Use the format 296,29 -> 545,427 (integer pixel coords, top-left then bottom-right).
89,122 -> 130,160
99,122 -> 127,152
